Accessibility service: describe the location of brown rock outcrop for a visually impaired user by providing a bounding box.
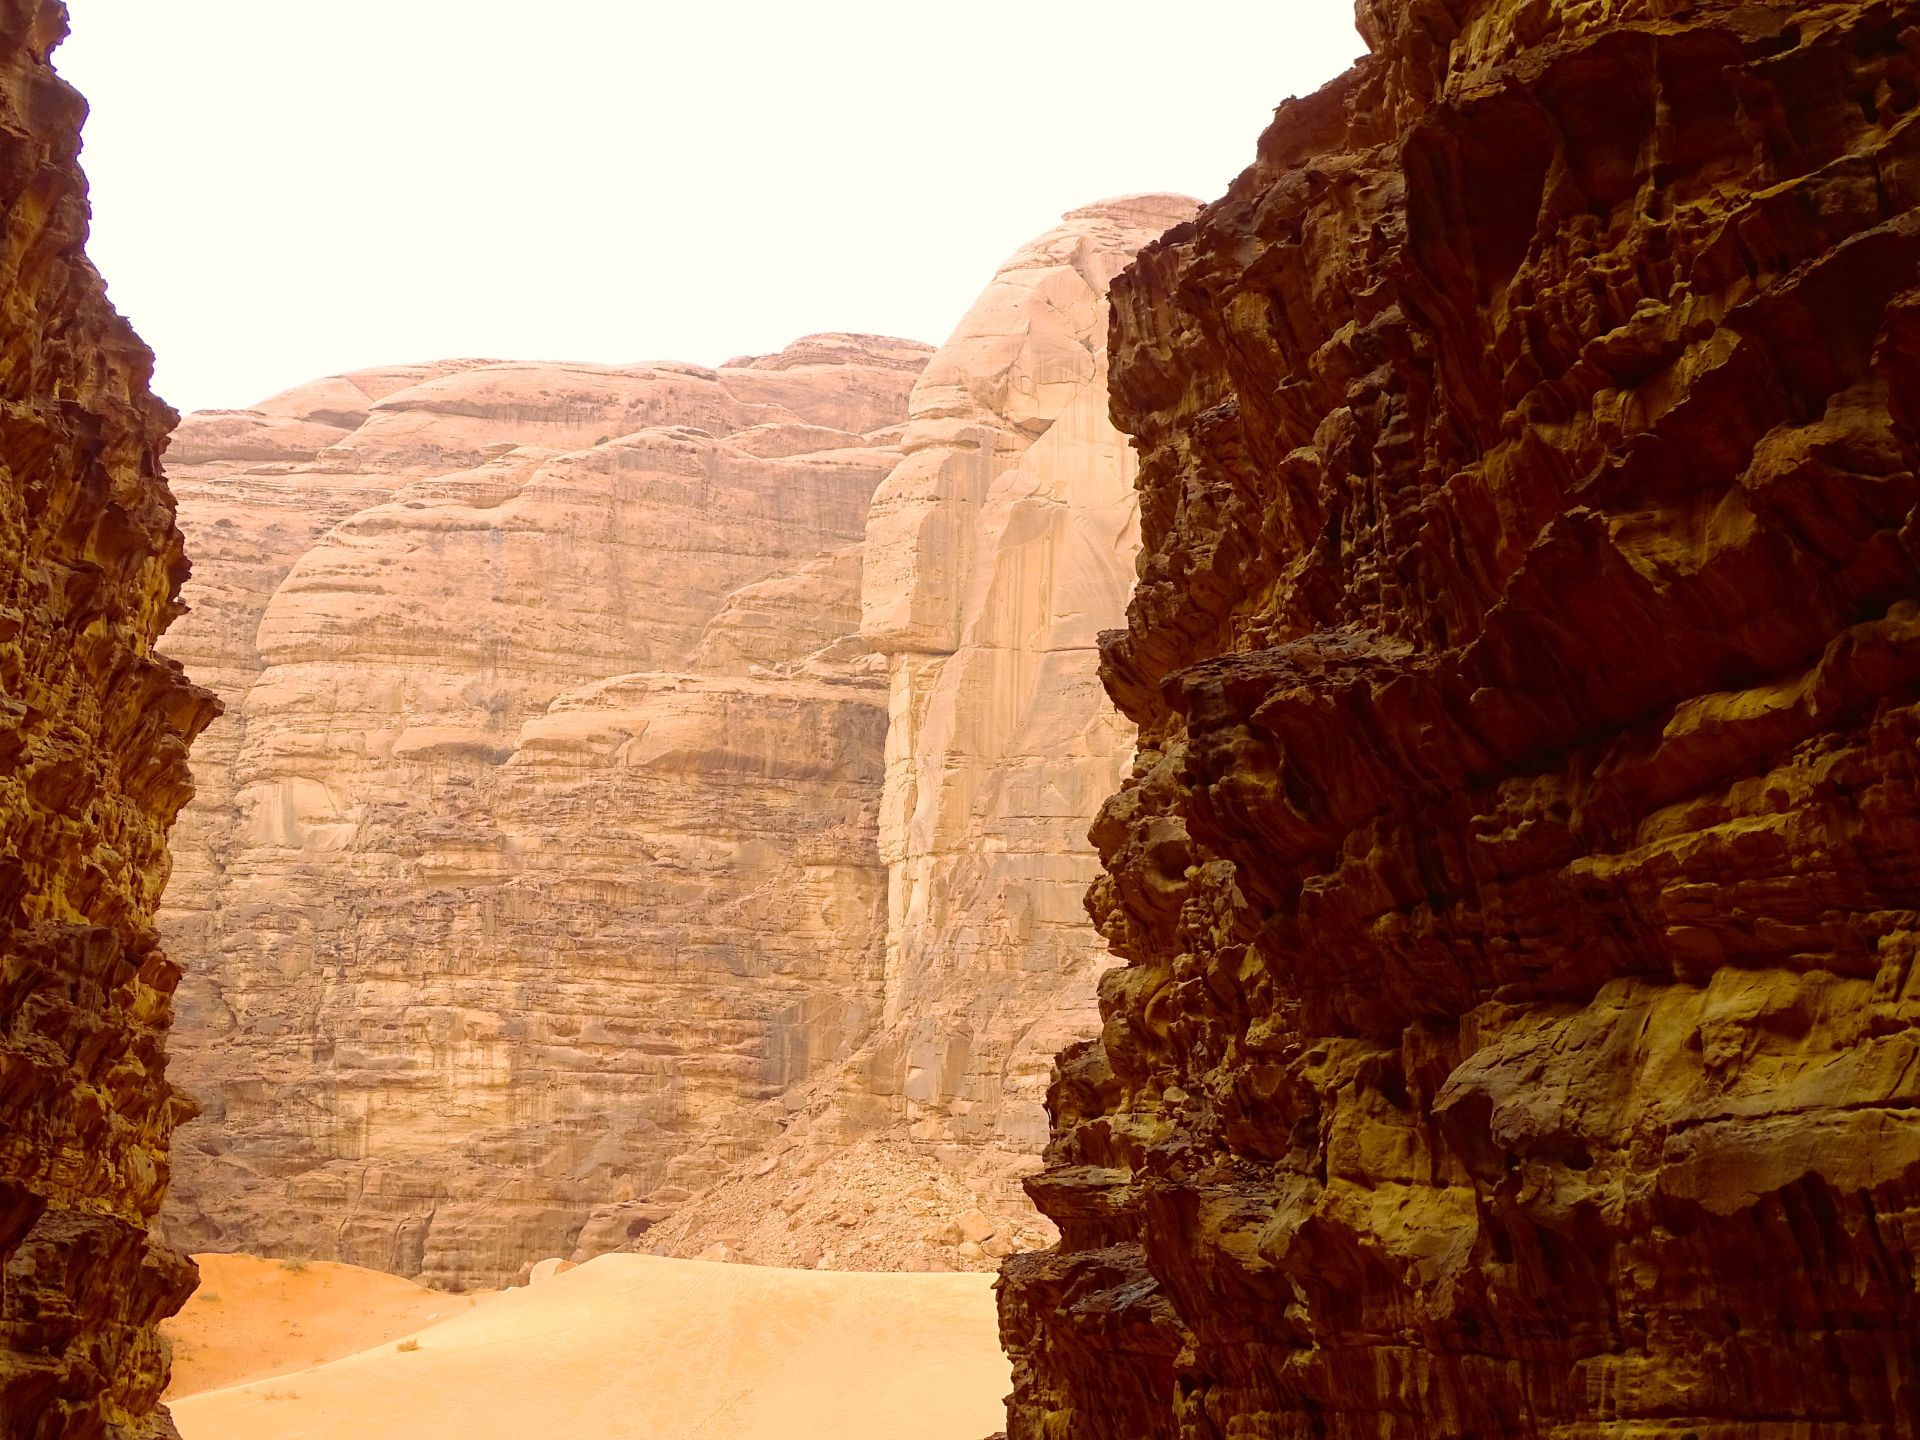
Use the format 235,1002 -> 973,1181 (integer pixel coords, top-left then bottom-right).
1002,3 -> 1920,1436
0,3 -> 216,1434
160,338 -> 928,1286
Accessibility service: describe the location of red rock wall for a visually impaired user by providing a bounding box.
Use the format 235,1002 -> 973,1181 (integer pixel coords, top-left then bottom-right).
1000,2 -> 1920,1435
0,3 -> 216,1435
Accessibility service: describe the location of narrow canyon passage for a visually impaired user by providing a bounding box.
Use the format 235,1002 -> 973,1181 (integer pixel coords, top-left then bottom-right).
4,1 -> 1920,1438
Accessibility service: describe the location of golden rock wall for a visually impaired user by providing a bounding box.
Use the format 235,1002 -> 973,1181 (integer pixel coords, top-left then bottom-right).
1001,3 -> 1920,1434
0,3 -> 216,1433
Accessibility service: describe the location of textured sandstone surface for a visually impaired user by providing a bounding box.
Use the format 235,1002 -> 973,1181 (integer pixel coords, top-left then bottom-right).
0,4 -> 217,1435
624,198 -> 1198,1267
160,337 -> 927,1286
164,200 -> 1200,1285
1001,3 -> 1920,1436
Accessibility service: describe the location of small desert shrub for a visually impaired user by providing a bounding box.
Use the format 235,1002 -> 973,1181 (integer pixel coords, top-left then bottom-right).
198,1292 -> 221,1304
395,1338 -> 420,1353
279,1257 -> 310,1274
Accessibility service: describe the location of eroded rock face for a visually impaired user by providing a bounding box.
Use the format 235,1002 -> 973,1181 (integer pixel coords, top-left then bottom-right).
0,4 -> 217,1434
160,337 -> 927,1286
1001,4 -> 1920,1435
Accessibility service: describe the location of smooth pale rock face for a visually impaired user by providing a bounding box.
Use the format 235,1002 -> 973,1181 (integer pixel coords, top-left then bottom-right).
161,336 -> 928,1286
626,200 -> 1200,1270
1000,5 -> 1920,1438
821,198 -> 1197,1210
0,5 -> 218,1434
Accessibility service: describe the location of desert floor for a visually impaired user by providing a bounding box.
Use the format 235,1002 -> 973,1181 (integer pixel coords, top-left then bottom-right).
166,1253 -> 495,1396
166,1252 -> 1009,1440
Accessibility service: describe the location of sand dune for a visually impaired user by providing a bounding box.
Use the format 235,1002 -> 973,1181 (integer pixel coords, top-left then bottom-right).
166,1254 -> 493,1398
167,1254 -> 1009,1440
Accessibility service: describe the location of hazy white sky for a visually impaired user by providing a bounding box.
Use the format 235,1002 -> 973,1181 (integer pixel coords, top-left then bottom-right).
59,2 -> 1363,415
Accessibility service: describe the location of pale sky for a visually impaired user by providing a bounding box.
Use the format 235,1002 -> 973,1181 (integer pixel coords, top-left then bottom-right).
58,2 -> 1364,415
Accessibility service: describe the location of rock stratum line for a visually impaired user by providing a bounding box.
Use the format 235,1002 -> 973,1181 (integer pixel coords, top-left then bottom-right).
1000,1 -> 1920,1436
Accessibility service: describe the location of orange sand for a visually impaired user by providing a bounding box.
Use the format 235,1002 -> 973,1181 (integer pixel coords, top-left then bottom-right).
165,1254 -> 492,1398
166,1253 -> 1009,1440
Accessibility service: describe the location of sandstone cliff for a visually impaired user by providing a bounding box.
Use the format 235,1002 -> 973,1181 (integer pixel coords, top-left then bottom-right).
1000,2 -> 1920,1435
622,198 -> 1198,1269
163,200 -> 1202,1285
860,196 -> 1197,1161
0,3 -> 216,1435
160,337 -> 928,1286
